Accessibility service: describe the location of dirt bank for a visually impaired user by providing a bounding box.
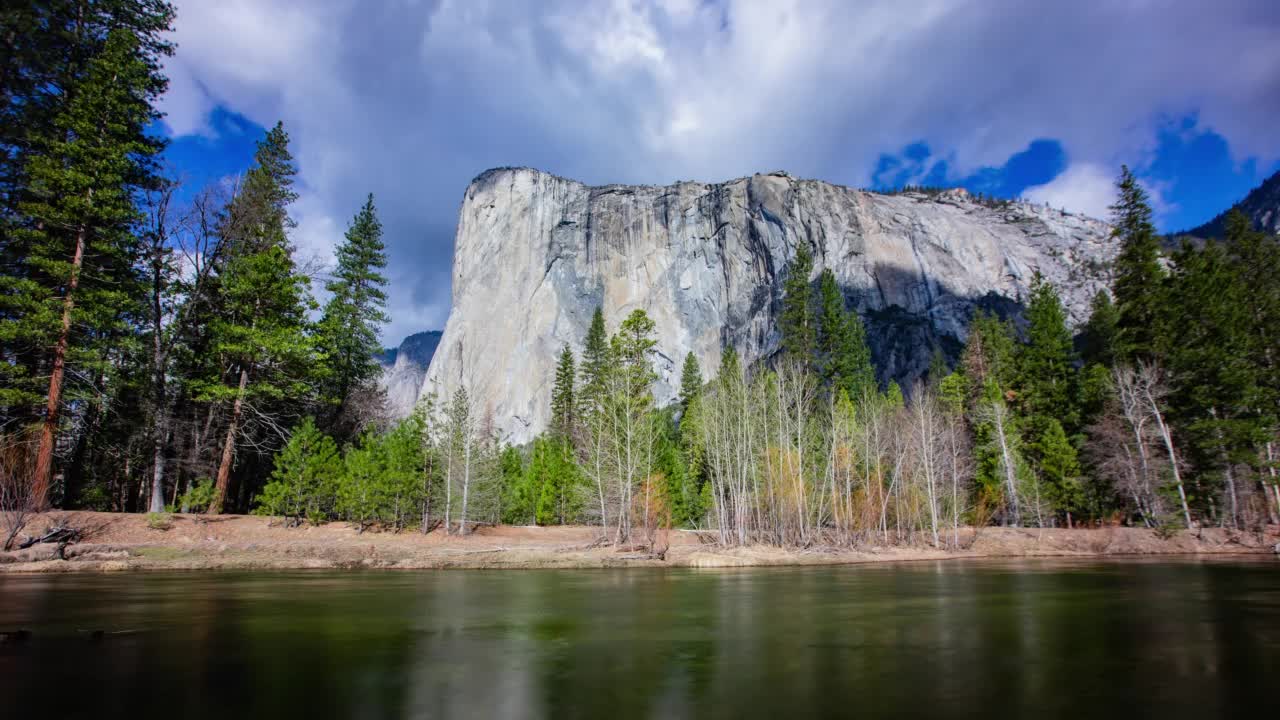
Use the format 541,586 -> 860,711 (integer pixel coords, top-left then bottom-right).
1,512 -> 1276,573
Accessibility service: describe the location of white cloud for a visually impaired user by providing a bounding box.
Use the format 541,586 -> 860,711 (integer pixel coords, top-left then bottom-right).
160,0 -> 1280,342
1022,163 -> 1117,220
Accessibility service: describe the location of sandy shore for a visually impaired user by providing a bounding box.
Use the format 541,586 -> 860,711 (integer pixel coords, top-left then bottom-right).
1,511 -> 1276,573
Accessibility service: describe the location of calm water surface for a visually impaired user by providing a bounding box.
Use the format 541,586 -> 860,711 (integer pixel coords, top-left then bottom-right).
1,559 -> 1277,718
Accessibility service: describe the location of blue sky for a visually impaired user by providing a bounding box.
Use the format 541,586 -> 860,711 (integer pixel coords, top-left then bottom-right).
156,0 -> 1280,342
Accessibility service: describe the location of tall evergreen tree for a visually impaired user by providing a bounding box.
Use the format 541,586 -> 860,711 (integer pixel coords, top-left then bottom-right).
815,269 -> 876,403
1109,166 -> 1165,362
550,345 -> 577,440
679,351 -> 702,408
1017,273 -> 1079,433
317,194 -> 389,436
202,124 -> 317,514
779,243 -> 816,362
1079,290 -> 1120,368
579,306 -> 610,409
2,27 -> 170,508
1165,237 -> 1259,526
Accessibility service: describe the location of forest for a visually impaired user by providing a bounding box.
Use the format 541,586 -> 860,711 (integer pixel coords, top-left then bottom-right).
2,2 -> 1278,550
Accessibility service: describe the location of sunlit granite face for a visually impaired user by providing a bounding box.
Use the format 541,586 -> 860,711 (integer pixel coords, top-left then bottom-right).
420,167 -> 1114,444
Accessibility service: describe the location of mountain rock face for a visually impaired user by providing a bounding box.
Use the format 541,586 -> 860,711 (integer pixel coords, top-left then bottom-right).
378,330 -> 441,418
422,167 -> 1115,444
1180,169 -> 1280,240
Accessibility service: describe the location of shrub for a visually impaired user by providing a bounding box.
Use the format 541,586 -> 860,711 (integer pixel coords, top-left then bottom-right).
179,478 -> 217,514
146,512 -> 173,531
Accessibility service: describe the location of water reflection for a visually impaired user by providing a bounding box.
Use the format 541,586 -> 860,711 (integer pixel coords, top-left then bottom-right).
0,559 -> 1277,719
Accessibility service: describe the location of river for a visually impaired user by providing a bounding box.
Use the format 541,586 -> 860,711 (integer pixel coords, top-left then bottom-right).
1,559 -> 1277,718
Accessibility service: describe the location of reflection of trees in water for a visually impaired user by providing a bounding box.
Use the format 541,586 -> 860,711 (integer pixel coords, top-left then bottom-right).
2,565 -> 1278,719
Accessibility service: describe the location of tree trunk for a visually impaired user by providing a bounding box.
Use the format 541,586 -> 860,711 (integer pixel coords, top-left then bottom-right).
32,223 -> 88,510
458,432 -> 472,536
209,368 -> 249,514
1145,390 -> 1192,527
147,243 -> 169,513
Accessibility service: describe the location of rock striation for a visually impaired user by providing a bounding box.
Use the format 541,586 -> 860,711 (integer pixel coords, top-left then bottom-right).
421,167 -> 1115,444
378,330 -> 441,418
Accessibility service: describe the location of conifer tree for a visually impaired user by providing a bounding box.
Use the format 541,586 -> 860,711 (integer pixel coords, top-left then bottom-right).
1017,274 -> 1079,433
5,28 -> 171,508
1165,237 -> 1258,526
816,269 -> 845,387
532,437 -> 577,525
203,124 -> 317,513
779,243 -> 816,362
550,345 -> 577,440
579,306 -> 610,409
317,194 -> 389,436
253,418 -> 339,524
814,268 -> 875,400
1034,418 -> 1083,525
1221,210 -> 1280,516
1109,166 -> 1165,362
1079,290 -> 1120,368
679,352 -> 703,408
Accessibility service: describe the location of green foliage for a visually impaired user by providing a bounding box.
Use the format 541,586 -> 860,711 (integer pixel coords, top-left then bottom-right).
254,419 -> 340,523
961,311 -> 1018,397
779,243 -> 816,361
579,306 -> 610,410
316,194 -> 390,435
1109,166 -> 1165,362
1079,291 -> 1119,368
550,345 -> 577,440
1,24 -> 171,411
1033,418 -> 1084,519
1017,273 -> 1079,431
816,269 -> 875,400
533,438 -> 579,525
179,478 -> 217,514
500,446 -> 534,525
679,352 -> 703,408
145,512 -> 172,531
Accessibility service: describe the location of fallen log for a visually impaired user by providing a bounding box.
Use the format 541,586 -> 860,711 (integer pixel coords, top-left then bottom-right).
18,525 -> 82,550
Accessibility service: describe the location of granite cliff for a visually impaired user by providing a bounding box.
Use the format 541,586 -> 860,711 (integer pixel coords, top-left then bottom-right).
378,330 -> 441,418
421,168 -> 1115,444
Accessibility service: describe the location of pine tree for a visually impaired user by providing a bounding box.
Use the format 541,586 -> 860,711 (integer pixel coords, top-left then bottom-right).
203,124 -> 317,514
1017,273 -> 1079,433
1079,290 -> 1120,368
1165,236 -> 1259,526
253,418 -> 339,524
779,243 -> 816,362
532,437 -> 578,525
317,194 -> 389,436
550,345 -> 577,440
579,306 -> 610,409
337,429 -> 387,532
719,345 -> 742,386
497,445 -> 526,524
1109,166 -> 1165,362
814,268 -> 875,400
4,27 -> 170,508
816,269 -> 845,387
961,311 -> 1017,399
679,351 -> 702,408
1034,418 -> 1084,525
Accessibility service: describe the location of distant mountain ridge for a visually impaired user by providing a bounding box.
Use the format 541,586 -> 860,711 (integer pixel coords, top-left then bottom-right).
377,330 -> 441,418
1177,169 -> 1280,240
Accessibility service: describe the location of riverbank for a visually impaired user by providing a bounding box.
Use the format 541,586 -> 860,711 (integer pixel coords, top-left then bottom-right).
1,511 -> 1276,573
